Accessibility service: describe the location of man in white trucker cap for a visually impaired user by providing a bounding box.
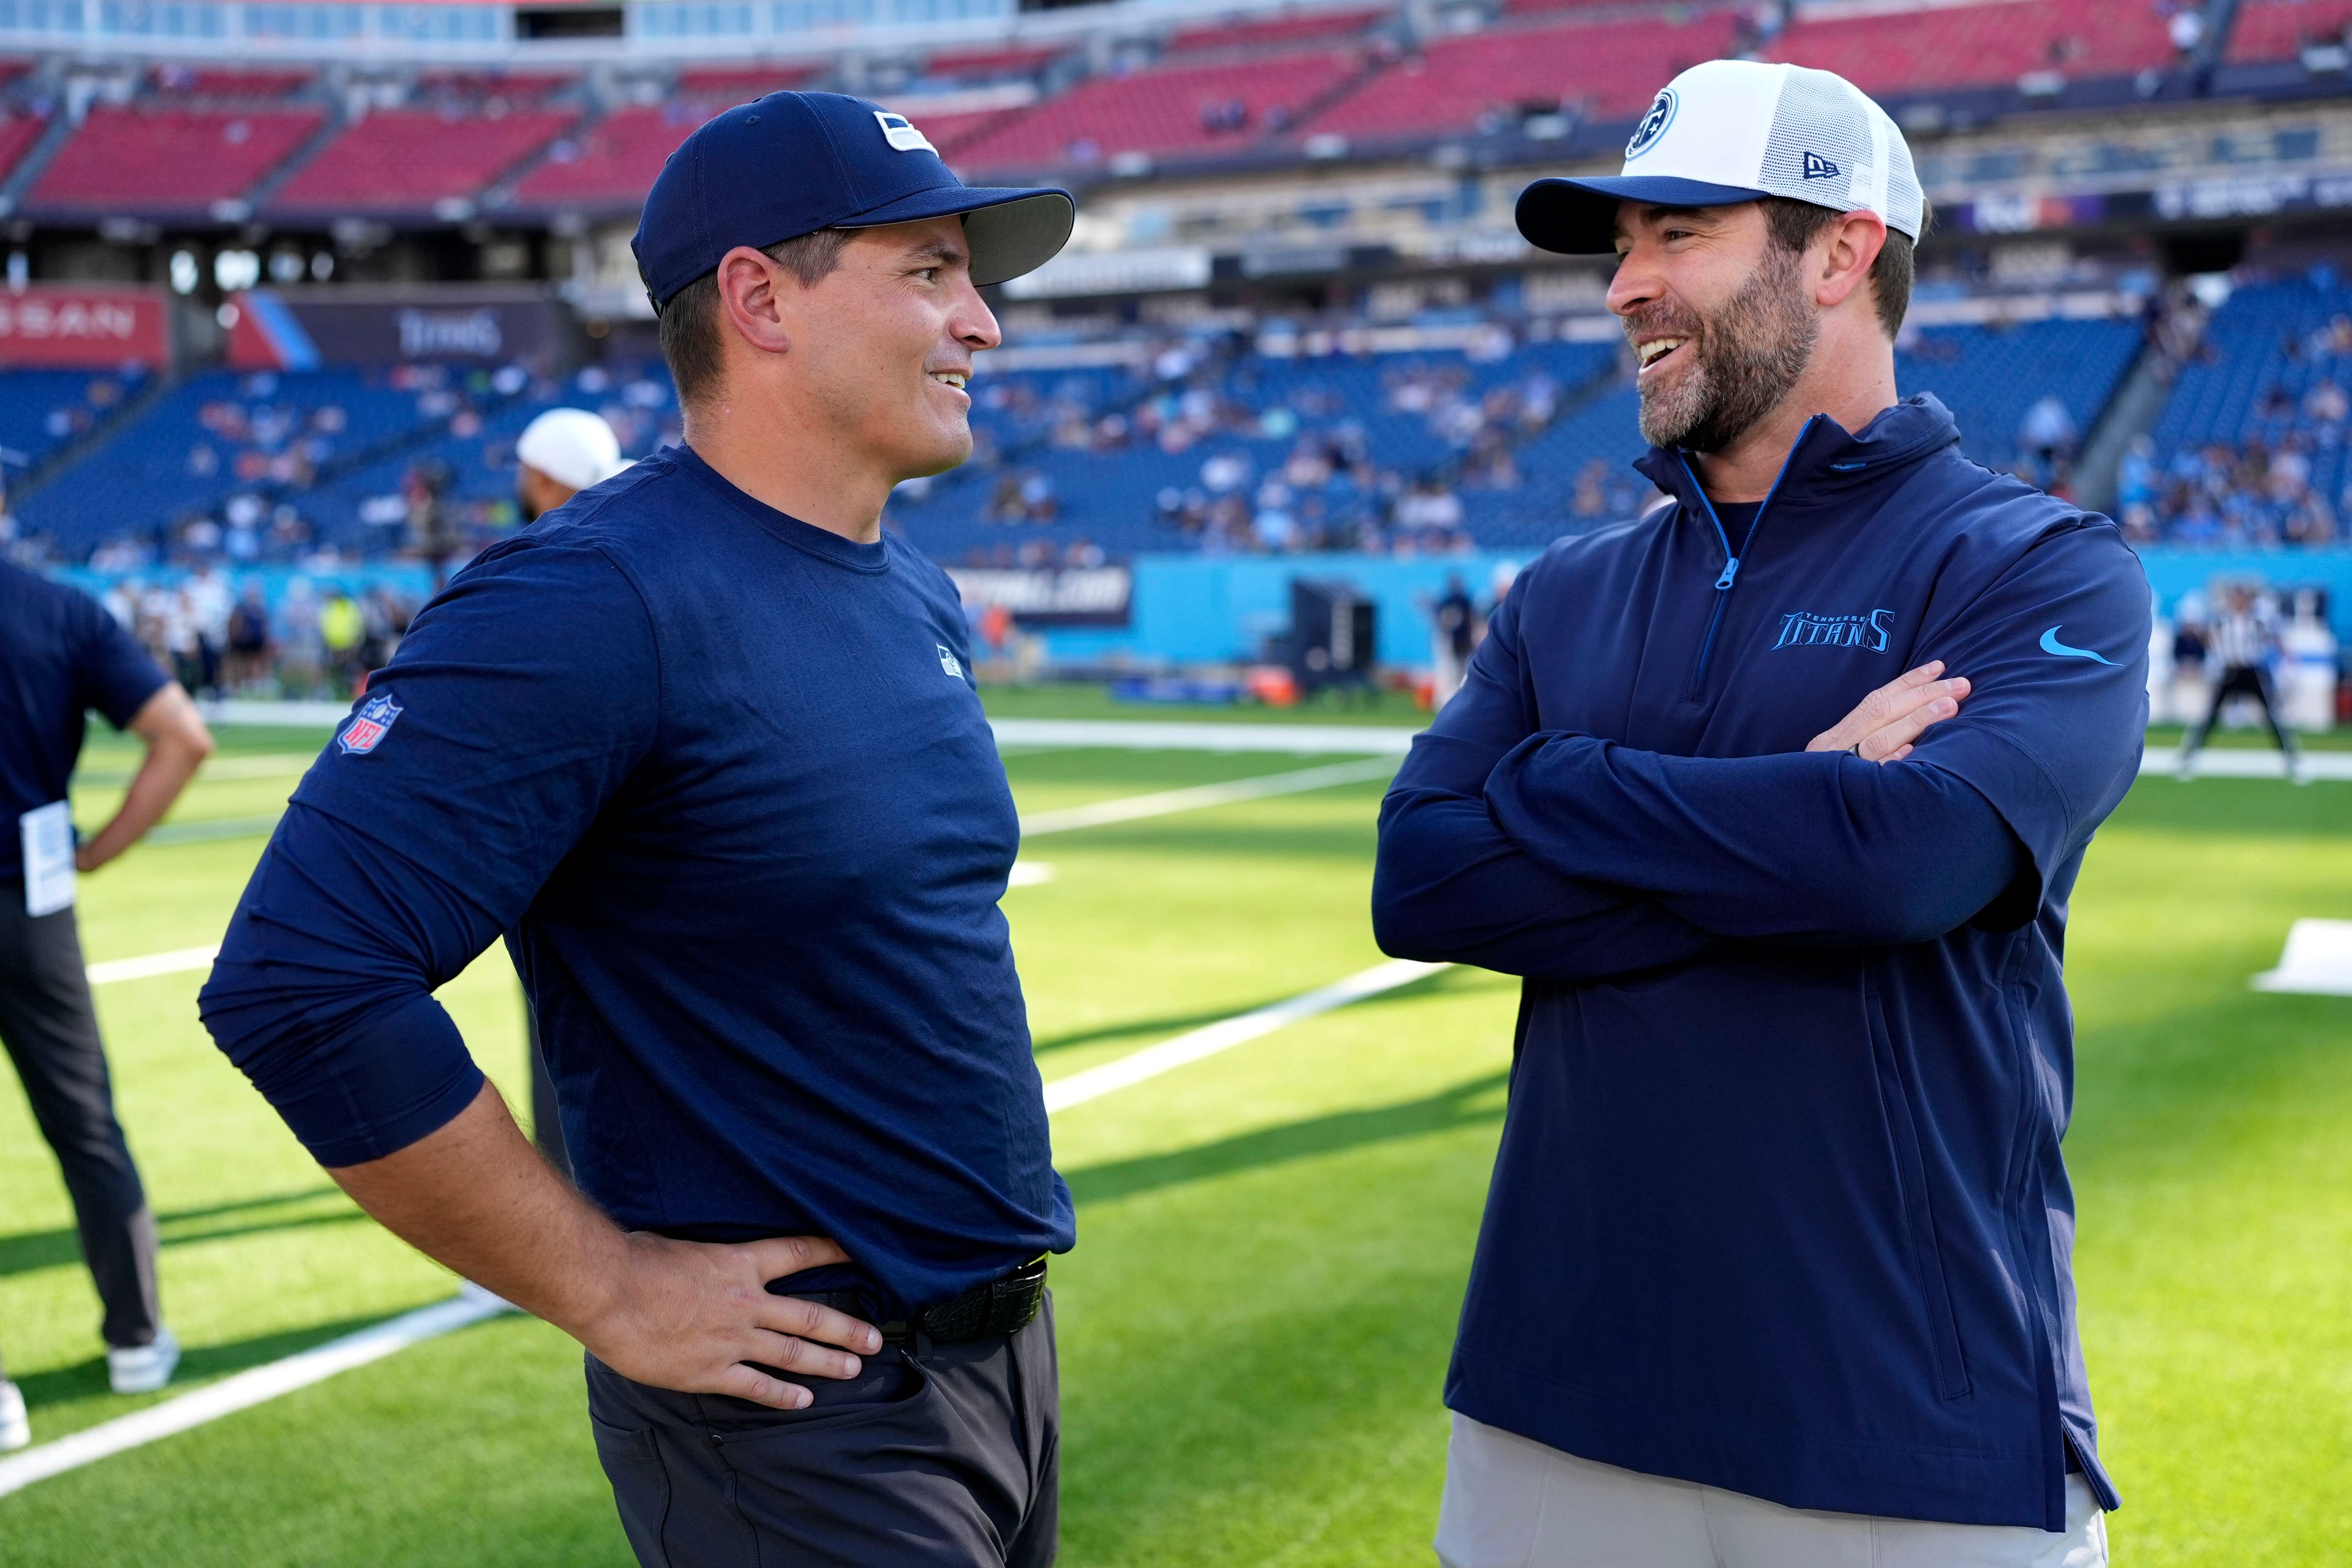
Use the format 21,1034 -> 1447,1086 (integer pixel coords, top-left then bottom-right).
515,406 -> 630,522
1377,58 -> 2143,1567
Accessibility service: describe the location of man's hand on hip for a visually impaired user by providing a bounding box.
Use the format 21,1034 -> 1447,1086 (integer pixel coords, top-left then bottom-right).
580,1232 -> 884,1411
326,1082 -> 882,1415
1808,661 -> 1970,763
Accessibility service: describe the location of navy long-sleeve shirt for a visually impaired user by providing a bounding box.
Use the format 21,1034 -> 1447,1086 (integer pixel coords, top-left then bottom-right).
200,445 -> 1073,1316
1373,398 -> 2149,1531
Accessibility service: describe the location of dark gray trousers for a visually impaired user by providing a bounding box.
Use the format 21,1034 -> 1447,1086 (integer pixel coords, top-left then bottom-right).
586,1294 -> 1058,1568
0,893 -> 163,1370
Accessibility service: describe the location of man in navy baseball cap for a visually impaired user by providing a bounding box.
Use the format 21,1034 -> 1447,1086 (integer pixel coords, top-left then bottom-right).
205,88 -> 1079,1568
633,90 -> 1073,311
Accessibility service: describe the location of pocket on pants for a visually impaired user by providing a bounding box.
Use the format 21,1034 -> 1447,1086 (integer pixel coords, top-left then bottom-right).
589,1411 -> 675,1568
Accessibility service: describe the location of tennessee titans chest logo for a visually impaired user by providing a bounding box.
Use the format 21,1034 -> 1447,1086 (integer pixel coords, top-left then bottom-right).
1773,609 -> 1895,652
337,691 -> 404,755
1626,89 -> 1676,159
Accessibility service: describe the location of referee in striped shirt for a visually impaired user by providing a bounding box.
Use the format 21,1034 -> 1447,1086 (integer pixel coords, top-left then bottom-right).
2177,582 -> 2305,782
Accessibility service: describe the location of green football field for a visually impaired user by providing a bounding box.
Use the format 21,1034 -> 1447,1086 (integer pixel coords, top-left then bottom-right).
1,703 -> 2348,1564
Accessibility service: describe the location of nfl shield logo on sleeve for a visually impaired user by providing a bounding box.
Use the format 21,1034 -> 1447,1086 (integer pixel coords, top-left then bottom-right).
938,644 -> 965,679
337,692 -> 404,756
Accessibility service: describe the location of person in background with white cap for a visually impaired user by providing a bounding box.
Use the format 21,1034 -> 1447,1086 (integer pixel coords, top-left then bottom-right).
202,90 -> 1077,1565
515,405 -> 630,525
1376,58 -> 2146,1566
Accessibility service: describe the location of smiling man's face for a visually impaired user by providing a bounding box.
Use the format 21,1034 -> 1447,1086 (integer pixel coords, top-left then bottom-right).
786,214 -> 1001,481
1607,200 -> 1820,454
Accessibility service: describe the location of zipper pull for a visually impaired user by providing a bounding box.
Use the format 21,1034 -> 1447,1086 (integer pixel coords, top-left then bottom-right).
1716,557 -> 1740,590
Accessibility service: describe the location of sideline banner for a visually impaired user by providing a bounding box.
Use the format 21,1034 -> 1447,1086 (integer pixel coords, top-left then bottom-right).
227,287 -> 562,369
946,565 -> 1134,627
0,285 -> 170,368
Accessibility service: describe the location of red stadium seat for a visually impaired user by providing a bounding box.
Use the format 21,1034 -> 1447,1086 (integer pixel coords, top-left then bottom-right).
0,110 -> 45,184
924,43 -> 1070,80
955,47 -> 1369,170
412,68 -> 576,103
2228,0 -> 2352,61
1303,10 -> 1738,142
512,105 -> 711,209
1766,0 -> 2179,94
31,108 -> 323,212
271,108 -> 576,214
150,66 -> 315,97
674,63 -> 828,100
1164,8 -> 1384,56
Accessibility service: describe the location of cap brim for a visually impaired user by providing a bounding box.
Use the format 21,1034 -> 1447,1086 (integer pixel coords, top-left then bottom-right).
838,186 -> 1076,287
1515,175 -> 1770,254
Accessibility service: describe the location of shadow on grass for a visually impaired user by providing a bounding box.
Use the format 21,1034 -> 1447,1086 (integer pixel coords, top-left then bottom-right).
1035,965 -> 1465,1057
12,1311 -> 401,1414
0,1186 -> 355,1281
1065,1068 -> 1509,1207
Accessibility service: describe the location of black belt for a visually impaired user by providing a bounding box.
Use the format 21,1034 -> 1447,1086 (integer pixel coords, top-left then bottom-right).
795,1256 -> 1047,1346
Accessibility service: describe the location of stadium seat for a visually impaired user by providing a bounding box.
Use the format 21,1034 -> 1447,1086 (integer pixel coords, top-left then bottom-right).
2226,0 -> 2352,61
954,47 -> 1373,170
30,108 -> 324,213
0,109 -> 47,187
0,368 -> 141,472
922,43 -> 1070,81
673,63 -> 829,100
1300,11 -> 1740,145
1163,8 -> 1385,57
1766,1 -> 2179,95
512,105 -> 714,211
271,108 -> 578,214
149,66 -> 315,97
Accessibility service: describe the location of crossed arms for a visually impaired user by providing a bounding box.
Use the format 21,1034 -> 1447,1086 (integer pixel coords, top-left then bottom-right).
1372,608 -> 2026,982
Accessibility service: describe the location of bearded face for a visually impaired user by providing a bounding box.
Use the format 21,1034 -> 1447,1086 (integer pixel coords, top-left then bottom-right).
1627,233 -> 1820,454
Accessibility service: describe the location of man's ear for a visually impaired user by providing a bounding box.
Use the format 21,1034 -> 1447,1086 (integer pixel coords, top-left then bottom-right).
714,246 -> 792,358
1812,211 -> 1887,314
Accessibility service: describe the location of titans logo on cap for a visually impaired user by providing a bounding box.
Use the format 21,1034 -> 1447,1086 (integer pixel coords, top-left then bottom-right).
1626,89 -> 1677,159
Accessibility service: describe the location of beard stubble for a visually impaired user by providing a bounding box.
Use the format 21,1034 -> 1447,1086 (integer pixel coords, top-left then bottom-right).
1633,242 -> 1820,454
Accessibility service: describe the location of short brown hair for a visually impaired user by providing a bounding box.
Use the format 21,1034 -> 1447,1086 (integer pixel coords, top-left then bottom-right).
1759,197 -> 1928,340
655,228 -> 853,405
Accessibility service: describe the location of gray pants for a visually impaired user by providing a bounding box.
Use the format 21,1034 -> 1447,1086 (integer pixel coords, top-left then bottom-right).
586,1294 -> 1058,1568
0,893 -> 163,1373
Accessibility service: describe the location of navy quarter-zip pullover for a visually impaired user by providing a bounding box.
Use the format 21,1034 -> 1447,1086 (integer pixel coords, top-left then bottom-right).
1373,396 -> 2148,1531
200,445 -> 1074,1318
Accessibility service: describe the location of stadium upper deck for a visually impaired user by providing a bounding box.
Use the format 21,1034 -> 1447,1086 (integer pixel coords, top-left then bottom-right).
0,0 -> 2319,222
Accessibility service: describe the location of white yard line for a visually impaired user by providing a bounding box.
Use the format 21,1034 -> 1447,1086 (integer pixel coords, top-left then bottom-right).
0,1287 -> 513,1500
2147,748 -> 2352,780
1019,757 -> 1396,837
1,954 -> 1444,1496
992,718 -> 1414,756
86,945 -> 220,987
1043,958 -> 1447,1113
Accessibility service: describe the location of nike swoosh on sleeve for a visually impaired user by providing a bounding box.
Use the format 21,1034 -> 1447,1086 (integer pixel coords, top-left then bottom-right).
2039,626 -> 2116,665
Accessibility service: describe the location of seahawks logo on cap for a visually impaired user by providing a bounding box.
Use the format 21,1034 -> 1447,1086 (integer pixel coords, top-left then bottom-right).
1626,89 -> 1677,159
874,111 -> 937,154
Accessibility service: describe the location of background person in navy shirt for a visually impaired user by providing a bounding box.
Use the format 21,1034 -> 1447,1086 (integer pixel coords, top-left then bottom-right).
1378,62 -> 2144,1565
200,93 -> 1078,1567
0,562 -> 214,1450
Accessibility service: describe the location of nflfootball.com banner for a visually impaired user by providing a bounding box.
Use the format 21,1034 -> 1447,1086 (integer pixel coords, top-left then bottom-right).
946,566 -> 1133,627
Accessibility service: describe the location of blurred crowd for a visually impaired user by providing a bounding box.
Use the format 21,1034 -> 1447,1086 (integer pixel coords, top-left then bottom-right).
96,567 -> 417,701
927,329 -> 1570,559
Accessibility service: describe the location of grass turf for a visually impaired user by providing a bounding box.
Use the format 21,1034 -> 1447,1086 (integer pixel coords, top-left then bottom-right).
0,722 -> 2346,1562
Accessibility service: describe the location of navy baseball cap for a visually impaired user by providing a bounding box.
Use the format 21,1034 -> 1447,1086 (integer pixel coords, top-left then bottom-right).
632,91 -> 1075,312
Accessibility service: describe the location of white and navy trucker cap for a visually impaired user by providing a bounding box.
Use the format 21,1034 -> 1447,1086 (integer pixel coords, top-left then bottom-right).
1517,59 -> 1924,255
